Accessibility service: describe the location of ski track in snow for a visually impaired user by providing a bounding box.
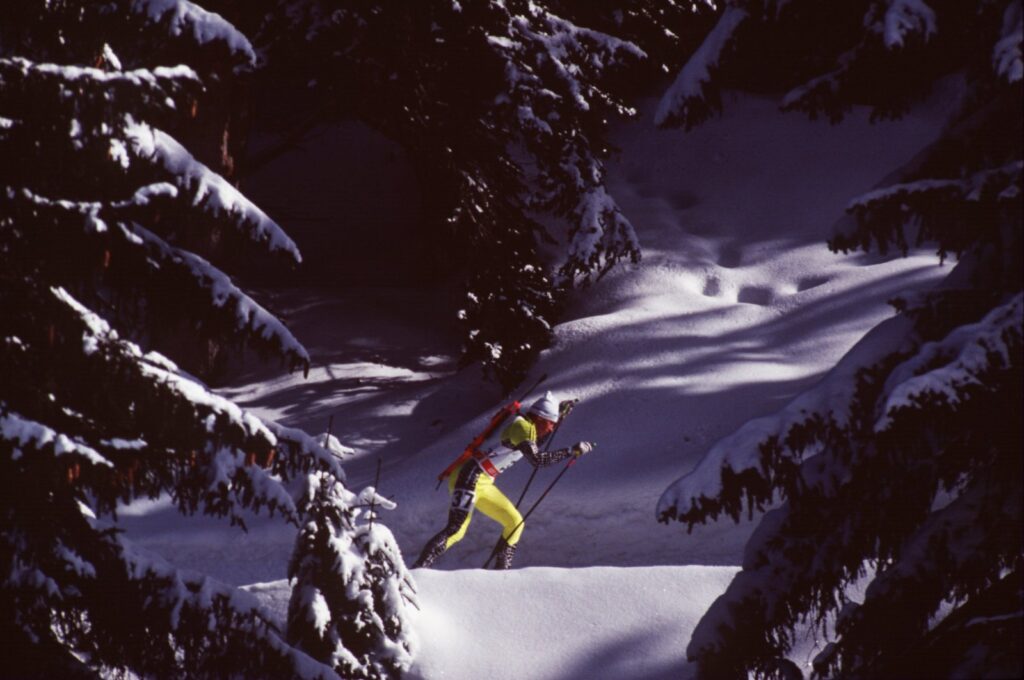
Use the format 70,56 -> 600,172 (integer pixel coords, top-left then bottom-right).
119,90 -> 956,678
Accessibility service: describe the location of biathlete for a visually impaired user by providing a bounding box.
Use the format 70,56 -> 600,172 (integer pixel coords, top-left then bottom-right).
412,391 -> 593,569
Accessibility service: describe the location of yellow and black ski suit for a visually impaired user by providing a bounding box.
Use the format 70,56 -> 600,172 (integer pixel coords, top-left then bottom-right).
413,415 -> 575,569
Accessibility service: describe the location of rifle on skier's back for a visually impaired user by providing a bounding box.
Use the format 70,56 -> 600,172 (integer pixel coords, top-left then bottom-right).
435,373 -> 548,488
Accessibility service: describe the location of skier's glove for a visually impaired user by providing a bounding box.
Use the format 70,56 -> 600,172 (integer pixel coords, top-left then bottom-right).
572,441 -> 594,457
559,399 -> 579,419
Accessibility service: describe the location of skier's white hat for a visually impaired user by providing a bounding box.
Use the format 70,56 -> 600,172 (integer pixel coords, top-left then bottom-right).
528,391 -> 560,422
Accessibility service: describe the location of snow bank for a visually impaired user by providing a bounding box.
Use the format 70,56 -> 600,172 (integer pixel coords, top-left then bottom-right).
246,565 -> 740,680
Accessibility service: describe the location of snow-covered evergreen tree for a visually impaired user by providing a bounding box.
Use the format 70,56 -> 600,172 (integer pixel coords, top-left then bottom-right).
287,474 -> 418,680
252,0 -> 713,389
657,1 -> 1022,678
0,2 -> 375,677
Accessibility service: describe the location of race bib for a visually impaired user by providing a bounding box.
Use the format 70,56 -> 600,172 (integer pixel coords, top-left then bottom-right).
451,488 -> 475,512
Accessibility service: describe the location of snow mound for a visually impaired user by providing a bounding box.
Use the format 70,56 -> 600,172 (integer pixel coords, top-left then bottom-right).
246,565 -> 741,680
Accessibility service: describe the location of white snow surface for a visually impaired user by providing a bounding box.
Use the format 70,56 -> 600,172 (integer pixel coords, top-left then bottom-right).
118,89 -> 960,678
246,566 -> 743,680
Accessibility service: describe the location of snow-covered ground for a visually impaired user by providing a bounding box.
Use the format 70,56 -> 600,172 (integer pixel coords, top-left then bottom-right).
119,89 -> 957,677
247,566 -> 743,680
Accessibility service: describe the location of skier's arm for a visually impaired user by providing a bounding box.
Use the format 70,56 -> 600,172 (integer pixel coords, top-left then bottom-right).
508,439 -> 574,468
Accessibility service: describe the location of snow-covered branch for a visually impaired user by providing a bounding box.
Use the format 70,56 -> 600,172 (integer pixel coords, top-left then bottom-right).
993,1 -> 1023,82
818,472 -> 1022,676
840,161 -> 1023,255
562,185 -> 641,281
5,179 -> 310,370
869,0 -> 938,49
0,56 -> 199,92
878,293 -> 1023,430
657,314 -> 916,524
53,286 -> 276,443
779,45 -> 860,121
129,221 -> 310,367
655,6 -> 747,129
1,406 -> 113,468
129,0 -> 257,67
125,122 -> 302,263
42,286 -> 341,523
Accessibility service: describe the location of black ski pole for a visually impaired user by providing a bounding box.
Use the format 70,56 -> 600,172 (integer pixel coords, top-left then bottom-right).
323,415 -> 334,449
483,452 -> 585,569
369,457 -> 382,530
515,467 -> 539,509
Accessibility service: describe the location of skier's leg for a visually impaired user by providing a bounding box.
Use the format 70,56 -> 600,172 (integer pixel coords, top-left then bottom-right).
474,477 -> 524,569
492,537 -> 517,570
412,464 -> 479,568
412,505 -> 470,568
474,476 -> 524,545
